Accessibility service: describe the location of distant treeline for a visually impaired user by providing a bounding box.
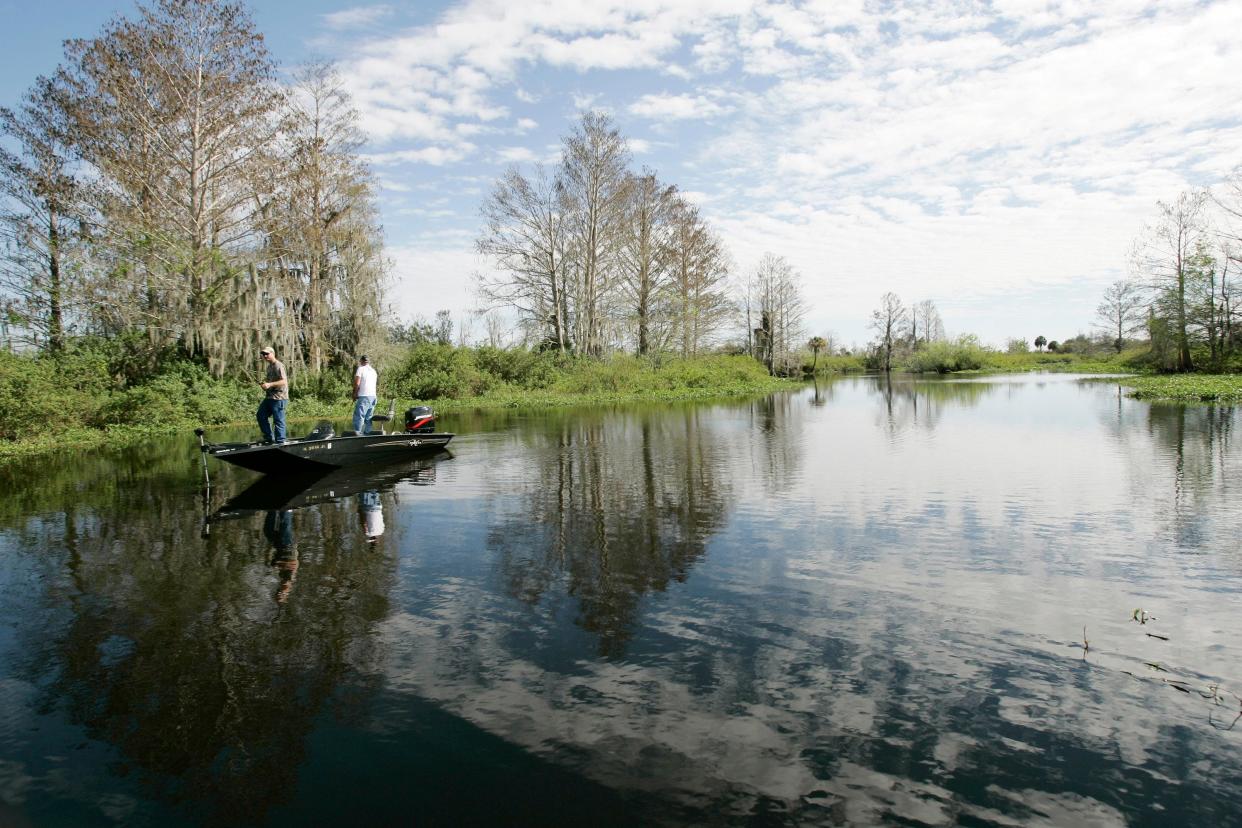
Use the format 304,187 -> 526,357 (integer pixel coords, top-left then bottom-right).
0,0 -> 386,377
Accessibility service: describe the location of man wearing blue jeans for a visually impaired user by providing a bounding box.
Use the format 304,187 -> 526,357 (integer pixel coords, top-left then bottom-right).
257,346 -> 288,443
352,354 -> 378,434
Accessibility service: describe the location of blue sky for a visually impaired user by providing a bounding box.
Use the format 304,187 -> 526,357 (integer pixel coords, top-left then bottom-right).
3,0 -> 1241,348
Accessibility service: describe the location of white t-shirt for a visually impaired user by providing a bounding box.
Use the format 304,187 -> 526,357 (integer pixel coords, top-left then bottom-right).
364,507 -> 384,538
355,364 -> 377,397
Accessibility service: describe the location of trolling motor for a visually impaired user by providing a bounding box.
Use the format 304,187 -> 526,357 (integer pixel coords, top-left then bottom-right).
404,406 -> 436,433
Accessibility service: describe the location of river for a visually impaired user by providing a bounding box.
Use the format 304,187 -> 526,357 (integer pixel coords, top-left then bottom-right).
1,373 -> 1239,826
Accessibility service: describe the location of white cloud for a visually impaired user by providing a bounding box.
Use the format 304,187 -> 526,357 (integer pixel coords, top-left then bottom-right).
387,244 -> 484,323
323,4 -> 393,29
495,146 -> 538,163
629,93 -> 728,121
316,0 -> 1242,345
572,92 -> 602,111
378,178 -> 412,192
363,144 -> 476,166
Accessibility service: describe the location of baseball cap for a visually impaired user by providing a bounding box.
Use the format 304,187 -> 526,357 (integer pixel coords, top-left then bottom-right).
259,346 -> 273,355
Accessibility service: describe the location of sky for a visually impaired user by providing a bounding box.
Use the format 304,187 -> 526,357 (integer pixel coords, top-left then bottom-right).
2,0 -> 1241,349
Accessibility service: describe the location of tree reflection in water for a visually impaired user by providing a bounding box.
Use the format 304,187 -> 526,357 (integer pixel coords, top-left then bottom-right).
10,466 -> 402,826
1143,402 -> 1237,551
869,374 -> 997,438
487,408 -> 736,657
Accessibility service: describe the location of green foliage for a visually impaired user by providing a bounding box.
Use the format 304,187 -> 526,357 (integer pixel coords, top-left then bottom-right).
985,351 -> 1077,370
95,360 -> 255,427
472,346 -> 566,389
802,353 -> 866,375
901,337 -> 988,374
387,343 -> 494,399
296,364 -> 353,403
1124,374 -> 1242,403
0,346 -> 115,439
2,337 -> 792,462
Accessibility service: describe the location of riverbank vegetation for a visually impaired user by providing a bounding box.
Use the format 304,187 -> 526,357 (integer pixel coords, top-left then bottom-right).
0,340 -> 786,461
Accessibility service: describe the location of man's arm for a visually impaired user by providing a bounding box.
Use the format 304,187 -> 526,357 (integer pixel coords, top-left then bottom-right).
353,370 -> 361,399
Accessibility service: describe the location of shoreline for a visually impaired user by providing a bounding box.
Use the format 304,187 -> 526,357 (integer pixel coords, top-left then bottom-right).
7,369 -> 1240,465
1,379 -> 795,465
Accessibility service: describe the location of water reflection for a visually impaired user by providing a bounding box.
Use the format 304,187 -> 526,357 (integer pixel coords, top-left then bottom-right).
485,409 -> 736,657
1,383 -> 1241,825
358,491 -> 384,542
1148,404 -> 1237,553
263,510 -> 299,603
0,454 -> 448,826
870,374 -> 997,437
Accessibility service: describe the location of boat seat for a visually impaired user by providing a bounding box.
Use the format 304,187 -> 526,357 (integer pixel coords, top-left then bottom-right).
370,399 -> 396,423
302,420 -> 335,441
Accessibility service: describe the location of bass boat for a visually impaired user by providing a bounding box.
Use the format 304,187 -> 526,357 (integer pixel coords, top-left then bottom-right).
207,451 -> 447,523
196,404 -> 453,475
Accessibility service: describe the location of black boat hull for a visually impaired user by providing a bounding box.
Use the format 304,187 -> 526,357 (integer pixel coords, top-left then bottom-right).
206,432 -> 454,474
209,451 -> 447,520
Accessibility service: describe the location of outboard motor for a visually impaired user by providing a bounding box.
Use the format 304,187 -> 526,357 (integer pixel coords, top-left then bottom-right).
404,406 -> 436,433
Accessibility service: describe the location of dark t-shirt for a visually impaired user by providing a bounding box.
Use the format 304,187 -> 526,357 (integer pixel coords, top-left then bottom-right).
265,360 -> 288,400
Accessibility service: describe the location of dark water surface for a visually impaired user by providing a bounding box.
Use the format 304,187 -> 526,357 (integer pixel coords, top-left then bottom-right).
1,374 -> 1240,826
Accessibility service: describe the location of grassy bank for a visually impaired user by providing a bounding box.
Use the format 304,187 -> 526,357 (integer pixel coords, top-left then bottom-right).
0,346 -> 790,463
978,349 -> 1144,374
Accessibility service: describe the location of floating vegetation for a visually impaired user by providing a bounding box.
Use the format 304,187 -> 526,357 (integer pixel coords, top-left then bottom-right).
1123,374 -> 1242,404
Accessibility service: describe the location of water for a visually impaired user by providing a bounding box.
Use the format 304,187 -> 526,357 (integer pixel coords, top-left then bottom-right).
1,374 -> 1239,826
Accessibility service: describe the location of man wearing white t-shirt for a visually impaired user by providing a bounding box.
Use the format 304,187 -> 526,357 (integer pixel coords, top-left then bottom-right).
352,355 -> 378,434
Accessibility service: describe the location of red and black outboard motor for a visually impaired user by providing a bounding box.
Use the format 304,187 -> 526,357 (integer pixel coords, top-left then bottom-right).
404,406 -> 436,433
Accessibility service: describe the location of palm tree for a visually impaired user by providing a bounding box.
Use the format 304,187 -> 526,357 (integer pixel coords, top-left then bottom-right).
1034,335 -> 1047,352
808,336 -> 827,374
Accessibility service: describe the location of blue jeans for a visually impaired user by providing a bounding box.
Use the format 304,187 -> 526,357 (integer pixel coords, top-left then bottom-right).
257,398 -> 287,442
353,396 -> 376,433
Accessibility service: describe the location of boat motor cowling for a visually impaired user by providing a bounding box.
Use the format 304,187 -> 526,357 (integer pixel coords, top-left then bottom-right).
404,406 -> 436,433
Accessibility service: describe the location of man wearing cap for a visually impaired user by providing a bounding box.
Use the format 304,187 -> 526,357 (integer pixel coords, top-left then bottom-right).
352,354 -> 378,434
257,346 -> 288,443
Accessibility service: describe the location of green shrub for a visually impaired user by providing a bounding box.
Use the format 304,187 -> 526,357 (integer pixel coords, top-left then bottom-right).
94,361 -> 254,426
0,349 -> 113,439
473,346 -> 567,389
388,343 -> 491,399
903,338 -> 988,373
96,374 -> 191,426
553,354 -> 644,394
803,353 -> 866,374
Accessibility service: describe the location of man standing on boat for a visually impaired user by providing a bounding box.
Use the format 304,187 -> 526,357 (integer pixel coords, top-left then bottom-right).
257,346 -> 288,443
352,354 -> 378,434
